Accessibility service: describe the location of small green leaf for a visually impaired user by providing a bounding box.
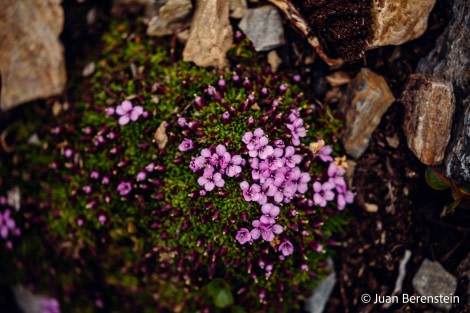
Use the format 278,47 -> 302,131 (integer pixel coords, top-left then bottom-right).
214,288 -> 234,308
425,167 -> 450,190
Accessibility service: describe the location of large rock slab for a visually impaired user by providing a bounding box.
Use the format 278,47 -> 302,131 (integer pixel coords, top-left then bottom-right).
367,0 -> 436,49
417,0 -> 470,182
340,68 -> 395,159
238,6 -> 285,51
401,74 -> 455,166
182,0 -> 233,68
412,259 -> 457,311
0,0 -> 66,111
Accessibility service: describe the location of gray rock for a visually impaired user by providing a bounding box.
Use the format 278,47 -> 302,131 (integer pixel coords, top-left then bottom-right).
401,74 -> 455,165
304,258 -> 336,313
416,0 -> 470,182
340,68 -> 395,159
238,5 -> 285,51
0,0 -> 66,111
412,259 -> 457,311
182,0 -> 233,68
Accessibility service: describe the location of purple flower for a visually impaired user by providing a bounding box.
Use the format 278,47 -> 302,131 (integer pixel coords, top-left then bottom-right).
251,219 -> 283,242
197,167 -> 225,191
0,210 -> 16,239
210,144 -> 228,167
313,181 -> 335,207
117,182 -> 132,196
327,162 -> 347,193
225,154 -> 243,177
243,128 -> 265,151
105,107 -> 115,116
260,203 -> 280,225
136,171 -> 147,181
264,148 -> 285,170
177,117 -> 187,127
116,100 -> 144,125
249,158 -> 261,181
145,162 -> 155,172
286,117 -> 307,146
240,181 -> 261,202
319,144 -> 333,162
274,139 -> 285,149
289,167 -> 311,194
337,190 -> 354,210
178,138 -> 195,152
284,146 -> 302,168
278,240 -> 294,256
310,139 -> 333,162
235,228 -> 252,245
194,148 -> 212,170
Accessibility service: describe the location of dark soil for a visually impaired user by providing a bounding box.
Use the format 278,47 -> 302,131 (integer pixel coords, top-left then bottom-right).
292,0 -> 372,61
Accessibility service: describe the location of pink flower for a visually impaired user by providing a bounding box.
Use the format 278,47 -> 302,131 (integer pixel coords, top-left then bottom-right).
313,181 -> 335,207
0,210 -> 16,239
178,138 -> 194,152
197,167 -> 225,191
117,182 -> 132,196
116,100 -> 144,125
225,155 -> 243,177
240,181 -> 261,202
278,240 -> 294,256
235,228 -> 252,245
284,146 -> 302,168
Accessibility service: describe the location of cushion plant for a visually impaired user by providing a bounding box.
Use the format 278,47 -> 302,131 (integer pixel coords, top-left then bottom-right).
0,19 -> 353,313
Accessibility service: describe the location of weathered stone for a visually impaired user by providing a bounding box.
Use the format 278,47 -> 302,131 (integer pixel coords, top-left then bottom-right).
146,0 -> 191,37
412,259 -> 457,311
267,50 -> 282,73
367,0 -> 436,49
340,68 -> 395,159
147,16 -> 188,36
229,0 -> 247,19
159,0 -> 192,23
182,0 -> 233,68
0,0 -> 66,111
401,74 -> 455,165
238,6 -> 285,51
416,0 -> 470,182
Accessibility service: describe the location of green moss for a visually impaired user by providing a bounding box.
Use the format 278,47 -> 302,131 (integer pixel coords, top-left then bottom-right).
0,18 -> 351,312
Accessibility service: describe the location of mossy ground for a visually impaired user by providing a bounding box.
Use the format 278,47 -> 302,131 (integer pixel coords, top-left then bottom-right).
0,19 -> 349,312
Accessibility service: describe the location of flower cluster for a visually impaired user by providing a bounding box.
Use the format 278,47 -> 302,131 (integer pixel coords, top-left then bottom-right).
187,143 -> 244,192
310,141 -> 354,210
236,128 -> 312,257
106,100 -> 147,126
